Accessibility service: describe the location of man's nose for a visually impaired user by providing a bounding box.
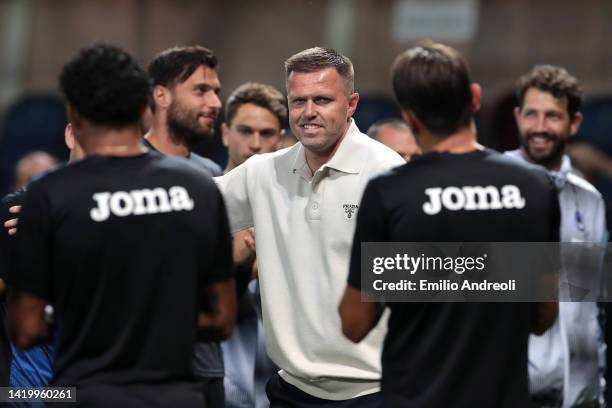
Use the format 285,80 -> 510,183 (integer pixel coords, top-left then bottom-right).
250,134 -> 261,152
206,91 -> 222,110
534,114 -> 547,133
304,100 -> 316,118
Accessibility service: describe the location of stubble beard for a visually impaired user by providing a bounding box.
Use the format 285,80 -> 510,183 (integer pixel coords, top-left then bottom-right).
167,101 -> 215,148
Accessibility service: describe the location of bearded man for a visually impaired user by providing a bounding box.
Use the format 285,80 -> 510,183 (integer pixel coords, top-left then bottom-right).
145,45 -> 223,177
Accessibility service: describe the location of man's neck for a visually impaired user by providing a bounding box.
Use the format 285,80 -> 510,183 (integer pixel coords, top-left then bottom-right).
518,147 -> 563,172
224,161 -> 238,174
422,123 -> 482,154
145,122 -> 191,158
82,126 -> 145,157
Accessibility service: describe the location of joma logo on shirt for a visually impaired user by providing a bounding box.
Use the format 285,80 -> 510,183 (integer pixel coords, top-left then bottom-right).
90,186 -> 194,222
423,185 -> 526,215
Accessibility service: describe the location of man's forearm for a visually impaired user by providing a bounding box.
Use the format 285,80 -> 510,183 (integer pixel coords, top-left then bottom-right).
8,291 -> 50,349
339,286 -> 384,343
531,301 -> 558,335
197,278 -> 237,341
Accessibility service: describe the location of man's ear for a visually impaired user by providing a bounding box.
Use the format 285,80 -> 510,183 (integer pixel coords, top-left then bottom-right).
64,123 -> 75,150
569,112 -> 583,137
513,106 -> 522,127
401,110 -> 421,136
66,104 -> 82,131
221,123 -> 230,147
470,83 -> 482,113
347,92 -> 359,120
153,85 -> 172,110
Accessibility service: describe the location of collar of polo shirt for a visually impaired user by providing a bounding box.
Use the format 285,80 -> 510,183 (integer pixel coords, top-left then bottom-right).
290,119 -> 362,178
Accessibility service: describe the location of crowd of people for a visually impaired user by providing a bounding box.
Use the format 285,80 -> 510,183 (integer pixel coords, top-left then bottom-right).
0,41 -> 607,408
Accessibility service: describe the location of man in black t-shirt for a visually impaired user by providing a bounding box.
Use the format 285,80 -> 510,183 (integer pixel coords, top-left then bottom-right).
339,42 -> 560,408
5,44 -> 236,408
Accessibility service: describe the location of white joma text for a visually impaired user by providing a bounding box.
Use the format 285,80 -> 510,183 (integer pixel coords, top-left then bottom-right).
90,186 -> 194,222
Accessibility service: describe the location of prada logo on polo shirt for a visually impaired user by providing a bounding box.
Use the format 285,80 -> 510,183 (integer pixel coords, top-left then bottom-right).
343,204 -> 359,220
90,186 -> 194,222
423,185 -> 526,215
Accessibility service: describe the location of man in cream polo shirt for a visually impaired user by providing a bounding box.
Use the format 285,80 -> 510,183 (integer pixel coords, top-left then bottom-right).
215,47 -> 404,406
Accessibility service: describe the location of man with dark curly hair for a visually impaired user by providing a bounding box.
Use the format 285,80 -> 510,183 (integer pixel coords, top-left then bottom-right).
507,64 -> 606,407
5,44 -> 236,407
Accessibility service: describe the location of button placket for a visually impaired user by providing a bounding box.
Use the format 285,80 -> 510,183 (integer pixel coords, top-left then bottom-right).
306,169 -> 327,220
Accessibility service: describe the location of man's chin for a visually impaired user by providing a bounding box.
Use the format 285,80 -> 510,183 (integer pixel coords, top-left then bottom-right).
525,150 -> 562,167
527,149 -> 552,162
168,120 -> 214,145
300,140 -> 326,152
189,128 -> 214,142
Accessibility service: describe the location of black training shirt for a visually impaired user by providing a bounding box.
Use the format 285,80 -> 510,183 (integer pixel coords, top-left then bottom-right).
142,137 -> 225,378
7,151 -> 233,387
348,149 -> 560,408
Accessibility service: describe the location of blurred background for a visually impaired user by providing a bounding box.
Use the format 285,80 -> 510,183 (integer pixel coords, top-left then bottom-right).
1,0 -> 612,201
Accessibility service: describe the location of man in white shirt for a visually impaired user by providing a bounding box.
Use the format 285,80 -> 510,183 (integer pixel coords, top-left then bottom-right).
215,47 -> 404,406
507,64 -> 607,407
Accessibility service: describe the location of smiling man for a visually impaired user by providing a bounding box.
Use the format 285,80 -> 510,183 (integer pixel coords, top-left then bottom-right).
215,47 -> 404,406
506,65 -> 606,407
512,65 -> 582,171
145,45 -> 228,406
145,45 -> 223,177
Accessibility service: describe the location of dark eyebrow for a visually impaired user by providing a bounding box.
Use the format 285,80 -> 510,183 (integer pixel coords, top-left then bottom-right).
260,127 -> 277,132
194,83 -> 221,94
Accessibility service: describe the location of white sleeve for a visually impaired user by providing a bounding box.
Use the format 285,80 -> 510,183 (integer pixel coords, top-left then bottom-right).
214,163 -> 254,233
592,195 -> 607,244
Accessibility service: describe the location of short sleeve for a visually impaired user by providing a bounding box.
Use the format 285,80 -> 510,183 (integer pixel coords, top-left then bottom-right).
214,159 -> 254,233
7,182 -> 53,301
348,180 -> 387,289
